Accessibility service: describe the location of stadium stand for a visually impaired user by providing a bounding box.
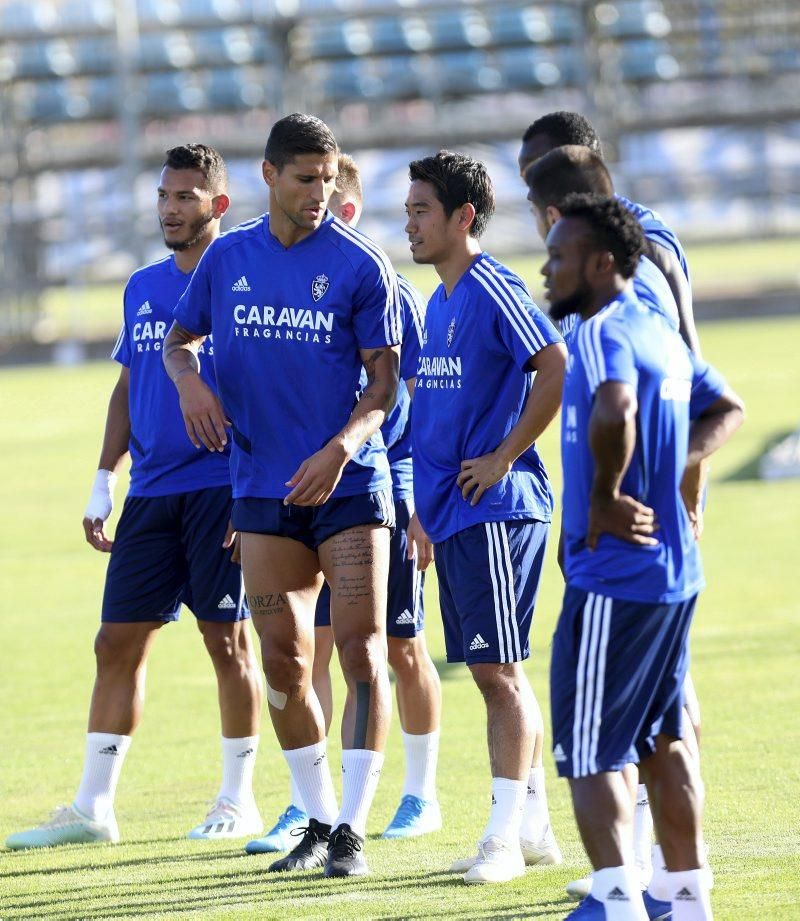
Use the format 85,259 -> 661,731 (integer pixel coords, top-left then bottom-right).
0,0 -> 798,345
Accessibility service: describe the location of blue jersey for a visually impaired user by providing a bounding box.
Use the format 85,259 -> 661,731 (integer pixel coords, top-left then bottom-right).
561,289 -> 726,603
112,254 -> 230,498
618,194 -> 691,285
412,253 -> 563,544
173,212 -> 402,501
380,275 -> 426,500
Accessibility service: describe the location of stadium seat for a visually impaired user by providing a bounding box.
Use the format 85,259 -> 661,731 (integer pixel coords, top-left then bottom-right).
617,39 -> 679,81
140,72 -> 206,116
70,38 -> 116,76
496,46 -> 571,89
51,0 -> 115,34
0,1 -> 55,39
426,10 -> 491,51
370,17 -> 412,55
488,5 -> 581,45
592,1 -> 671,39
435,50 -> 501,96
206,67 -> 266,110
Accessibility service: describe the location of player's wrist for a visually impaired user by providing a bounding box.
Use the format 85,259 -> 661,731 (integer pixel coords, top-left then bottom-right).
84,469 -> 117,521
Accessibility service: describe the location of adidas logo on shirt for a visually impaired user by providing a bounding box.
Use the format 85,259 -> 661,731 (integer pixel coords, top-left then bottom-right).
231,276 -> 251,292
469,634 -> 490,651
217,595 -> 237,610
553,743 -> 567,763
606,887 -> 629,901
99,745 -> 119,755
396,609 -> 415,625
136,301 -> 152,316
675,887 -> 696,901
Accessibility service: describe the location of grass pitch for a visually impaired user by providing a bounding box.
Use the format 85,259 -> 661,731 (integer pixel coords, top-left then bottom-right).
1,317 -> 799,919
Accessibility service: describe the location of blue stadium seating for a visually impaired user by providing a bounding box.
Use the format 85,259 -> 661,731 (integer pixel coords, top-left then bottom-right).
52,0 -> 115,34
488,5 -> 580,45
592,1 -> 671,39
206,67 -> 267,110
140,71 -> 207,116
617,39 -> 679,81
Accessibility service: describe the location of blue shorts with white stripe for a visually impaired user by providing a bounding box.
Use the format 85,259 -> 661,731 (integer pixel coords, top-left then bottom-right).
436,519 -> 549,664
550,585 -> 697,778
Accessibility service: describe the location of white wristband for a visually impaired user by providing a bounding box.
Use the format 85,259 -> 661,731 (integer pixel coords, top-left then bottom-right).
84,469 -> 118,523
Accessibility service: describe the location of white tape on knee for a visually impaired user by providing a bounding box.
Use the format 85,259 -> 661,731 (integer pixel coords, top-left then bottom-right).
266,681 -> 288,710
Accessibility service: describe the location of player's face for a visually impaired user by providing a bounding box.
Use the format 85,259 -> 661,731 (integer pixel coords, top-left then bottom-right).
158,167 -> 218,251
263,152 -> 338,231
540,217 -> 594,320
518,133 -> 554,178
404,180 -> 457,265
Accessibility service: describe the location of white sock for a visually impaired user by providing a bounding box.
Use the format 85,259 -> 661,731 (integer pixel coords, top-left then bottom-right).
73,732 -> 132,822
633,784 -> 653,886
401,729 -> 439,801
591,865 -> 648,920
669,868 -> 714,920
283,740 -> 338,826
481,777 -> 526,844
335,749 -> 384,838
218,735 -> 259,808
648,843 -> 670,900
290,774 -> 306,813
519,765 -> 552,842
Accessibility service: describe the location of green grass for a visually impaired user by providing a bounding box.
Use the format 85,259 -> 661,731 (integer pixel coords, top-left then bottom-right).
1,317 -> 799,919
33,236 -> 800,343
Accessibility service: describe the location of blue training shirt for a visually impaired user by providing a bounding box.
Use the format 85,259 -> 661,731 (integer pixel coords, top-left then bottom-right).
561,287 -> 726,604
173,212 -> 402,500
412,252 -> 564,544
380,274 -> 426,501
112,254 -> 230,498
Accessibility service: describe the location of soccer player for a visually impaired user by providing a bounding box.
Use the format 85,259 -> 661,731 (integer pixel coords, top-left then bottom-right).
6,145 -> 264,851
163,115 -> 402,878
520,113 -> 707,900
249,153 -> 441,854
542,194 -> 744,920
405,150 -> 566,883
518,111 -> 700,356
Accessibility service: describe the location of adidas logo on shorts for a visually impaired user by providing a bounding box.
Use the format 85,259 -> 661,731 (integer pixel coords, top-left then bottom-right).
675,887 -> 696,901
217,594 -> 237,610
231,276 -> 251,292
606,887 -> 629,901
396,609 -> 415,625
553,743 -> 567,763
469,634 -> 490,651
136,300 -> 152,316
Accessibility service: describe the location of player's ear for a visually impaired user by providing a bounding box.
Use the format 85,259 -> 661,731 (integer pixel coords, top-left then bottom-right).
338,201 -> 356,224
212,193 -> 231,219
545,205 -> 562,230
262,160 -> 278,188
590,248 -> 615,277
458,202 -> 477,234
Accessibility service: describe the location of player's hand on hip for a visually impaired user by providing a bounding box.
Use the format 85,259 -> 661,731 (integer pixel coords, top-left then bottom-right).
284,440 -> 348,507
176,373 -> 230,452
406,511 -> 434,571
587,492 -> 658,551
457,452 -> 511,507
82,469 -> 117,552
222,520 -> 241,564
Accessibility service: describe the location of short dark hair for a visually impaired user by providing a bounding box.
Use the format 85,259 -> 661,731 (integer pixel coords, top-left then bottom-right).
408,150 -> 495,238
334,152 -> 362,204
264,113 -> 338,171
525,145 -> 614,212
163,144 -> 228,193
559,193 -> 643,280
522,111 -> 602,157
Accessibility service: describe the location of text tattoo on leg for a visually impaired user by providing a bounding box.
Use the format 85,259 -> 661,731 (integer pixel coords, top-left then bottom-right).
247,592 -> 288,616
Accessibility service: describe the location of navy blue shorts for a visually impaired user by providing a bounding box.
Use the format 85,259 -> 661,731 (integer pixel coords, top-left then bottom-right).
232,488 -> 394,552
550,585 -> 697,778
315,497 -> 424,637
436,519 -> 549,665
102,486 -> 247,624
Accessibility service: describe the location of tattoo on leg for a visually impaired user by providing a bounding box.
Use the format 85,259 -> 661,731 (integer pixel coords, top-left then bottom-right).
329,530 -> 374,568
247,592 -> 287,616
353,681 -> 371,748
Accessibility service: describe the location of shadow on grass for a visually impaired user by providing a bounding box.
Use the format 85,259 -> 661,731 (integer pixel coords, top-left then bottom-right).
722,429 -> 796,482
4,867 -> 530,919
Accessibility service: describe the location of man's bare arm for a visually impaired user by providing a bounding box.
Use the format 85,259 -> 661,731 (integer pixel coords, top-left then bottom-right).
284,346 -> 400,506
456,342 -> 567,506
587,381 -> 657,550
163,321 -> 229,452
82,366 -> 131,552
642,238 -> 701,357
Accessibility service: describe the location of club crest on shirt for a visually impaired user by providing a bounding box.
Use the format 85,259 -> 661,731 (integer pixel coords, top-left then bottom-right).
311,274 -> 329,302
446,317 -> 456,348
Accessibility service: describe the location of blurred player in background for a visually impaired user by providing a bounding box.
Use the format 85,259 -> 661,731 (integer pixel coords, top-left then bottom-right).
164,114 -> 402,878
248,153 -> 442,855
542,194 -> 743,921
6,144 -> 264,851
406,150 -> 566,884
